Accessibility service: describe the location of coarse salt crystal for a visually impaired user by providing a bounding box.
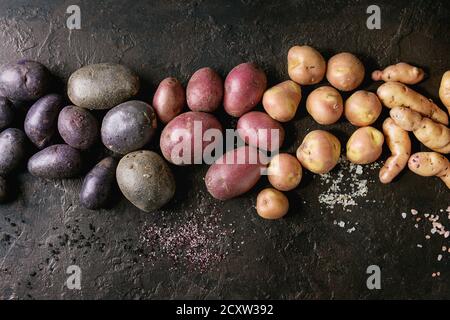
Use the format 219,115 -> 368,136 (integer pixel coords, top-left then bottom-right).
437,254 -> 443,261
411,209 -> 418,215
401,212 -> 407,219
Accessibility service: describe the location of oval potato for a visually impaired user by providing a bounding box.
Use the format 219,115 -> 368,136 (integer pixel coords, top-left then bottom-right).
326,52 -> 365,91
187,67 -> 223,113
287,45 -> 326,85
256,188 -> 289,220
153,77 -> 185,124
346,126 -> 384,164
262,80 -> 301,122
306,86 -> 343,125
344,90 -> 382,126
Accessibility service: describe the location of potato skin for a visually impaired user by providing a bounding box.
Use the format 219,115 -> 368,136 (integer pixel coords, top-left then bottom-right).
80,157 -> 118,210
256,188 -> 289,220
237,111 -> 285,152
0,60 -> 50,101
296,130 -> 341,174
153,77 -> 185,124
224,62 -> 267,117
0,128 -> 26,176
28,144 -> 82,179
205,146 -> 265,200
187,67 -> 223,113
0,176 -> 6,203
268,153 -> 302,191
408,152 -> 450,189
262,80 -> 301,122
116,150 -> 176,212
306,86 -> 343,125
326,52 -> 365,91
68,63 -> 139,110
0,97 -> 13,131
439,71 -> 450,114
160,111 -> 222,165
101,100 -> 157,155
346,126 -> 384,164
372,62 -> 424,85
344,90 -> 382,126
287,45 -> 326,85
58,105 -> 99,150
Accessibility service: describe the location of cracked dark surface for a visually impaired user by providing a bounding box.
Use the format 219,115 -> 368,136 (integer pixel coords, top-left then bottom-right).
0,0 -> 449,299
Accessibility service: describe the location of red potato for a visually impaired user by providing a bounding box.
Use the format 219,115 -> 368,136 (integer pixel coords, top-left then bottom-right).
237,111 -> 285,152
262,80 -> 302,122
306,86 -> 343,125
267,153 -> 302,191
287,45 -> 326,85
346,126 -> 384,164
152,77 -> 185,124
223,62 -> 267,117
186,67 -> 223,112
205,146 -> 266,200
160,111 -> 222,165
326,52 -> 365,91
344,90 -> 382,126
371,62 -> 425,85
256,188 -> 289,220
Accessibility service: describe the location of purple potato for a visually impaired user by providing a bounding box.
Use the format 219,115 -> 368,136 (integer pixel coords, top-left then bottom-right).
28,144 -> 82,179
0,97 -> 14,130
0,176 -> 6,202
0,60 -> 50,101
80,157 -> 118,210
0,128 -> 26,176
24,94 -> 64,149
58,105 -> 99,150
101,100 -> 157,155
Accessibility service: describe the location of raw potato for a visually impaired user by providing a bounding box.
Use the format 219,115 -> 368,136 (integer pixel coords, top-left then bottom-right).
58,105 -> 99,150
344,90 -> 382,126
377,82 -> 448,125
262,80 -> 302,122
0,128 -> 26,176
0,176 -> 6,203
256,188 -> 289,220
267,153 -> 302,191
116,150 -> 176,212
224,62 -> 267,117
379,118 -> 411,184
346,126 -> 384,164
296,130 -> 341,174
372,62 -> 425,84
153,77 -> 185,124
390,107 -> 450,154
408,152 -> 450,189
205,146 -> 266,200
287,45 -> 326,85
439,71 -> 450,114
187,67 -> 223,113
306,86 -> 343,125
0,97 -> 13,131
237,111 -> 285,152
326,52 -> 365,91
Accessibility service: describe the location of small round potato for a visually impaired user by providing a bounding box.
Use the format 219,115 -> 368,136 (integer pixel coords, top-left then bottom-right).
0,176 -> 6,202
0,128 -> 27,176
58,105 -> 99,150
187,67 -> 223,113
346,126 -> 384,164
296,130 -> 341,174
262,80 -> 302,122
153,77 -> 185,124
256,188 -> 289,220
326,52 -> 365,91
287,45 -> 326,85
0,97 -> 13,131
267,153 -> 302,191
306,86 -> 343,125
344,90 -> 382,126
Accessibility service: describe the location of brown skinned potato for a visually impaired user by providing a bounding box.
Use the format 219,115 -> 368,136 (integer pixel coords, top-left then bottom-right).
326,52 -> 365,91
287,45 -> 326,85
439,71 -> 450,114
267,153 -> 302,191
346,126 -> 384,164
256,188 -> 289,220
372,62 -> 425,85
306,86 -> 343,125
408,152 -> 450,189
344,90 -> 382,126
262,80 -> 302,122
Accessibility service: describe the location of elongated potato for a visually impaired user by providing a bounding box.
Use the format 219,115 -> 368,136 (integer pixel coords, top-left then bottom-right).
256,188 -> 289,220
326,52 -> 365,91
287,45 -> 326,85
344,90 -> 382,126
377,82 -> 448,125
262,80 -> 301,122
306,86 -> 343,125
379,118 -> 411,183
372,62 -> 425,84
408,152 -> 450,189
390,107 -> 450,154
439,71 -> 450,114
346,126 -> 384,164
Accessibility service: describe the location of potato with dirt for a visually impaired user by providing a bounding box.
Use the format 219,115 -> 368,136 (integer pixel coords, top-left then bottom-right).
379,118 -> 411,184
58,105 -> 99,150
346,126 -> 384,164
224,62 -> 267,117
237,111 -> 285,152
262,80 -> 302,122
344,90 -> 382,126
439,71 -> 450,114
256,188 -> 289,220
187,67 -> 223,113
0,97 -> 13,131
372,62 -> 425,84
287,45 -> 326,85
153,77 -> 185,124
408,152 -> 450,189
116,150 -> 176,212
0,128 -> 27,176
377,81 -> 448,125
267,153 -> 302,191
306,86 -> 343,125
296,130 -> 341,174
326,52 -> 365,91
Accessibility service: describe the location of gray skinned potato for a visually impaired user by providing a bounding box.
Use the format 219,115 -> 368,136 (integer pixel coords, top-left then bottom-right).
326,52 -> 365,91
187,67 -> 223,112
116,150 -> 176,212
58,105 -> 99,150
0,97 -> 14,131
0,128 -> 27,176
68,63 -> 139,110
0,176 -> 6,202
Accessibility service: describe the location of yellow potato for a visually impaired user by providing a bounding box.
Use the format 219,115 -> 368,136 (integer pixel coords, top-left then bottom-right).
306,86 -> 343,125
326,52 -> 365,91
287,45 -> 326,85
268,153 -> 302,191
439,71 -> 450,114
262,80 -> 302,122
346,126 -> 384,164
372,62 -> 425,85
344,90 -> 382,126
256,188 -> 289,220
408,152 -> 450,189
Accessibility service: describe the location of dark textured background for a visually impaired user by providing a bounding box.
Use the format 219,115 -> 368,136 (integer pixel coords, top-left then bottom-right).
0,0 -> 449,299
